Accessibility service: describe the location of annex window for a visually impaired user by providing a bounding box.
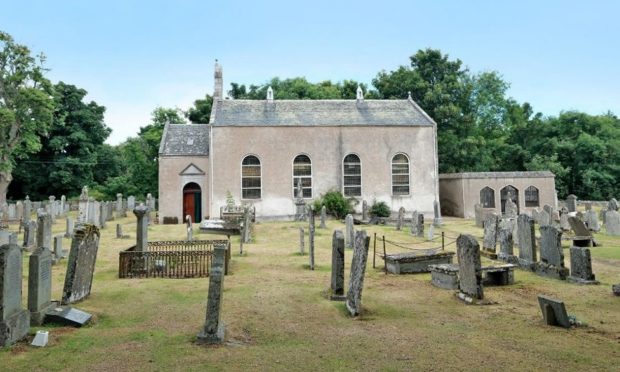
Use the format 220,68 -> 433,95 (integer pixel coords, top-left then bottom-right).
241,155 -> 261,199
391,153 -> 410,195
480,187 -> 495,208
525,186 -> 539,207
293,154 -> 312,198
343,154 -> 361,197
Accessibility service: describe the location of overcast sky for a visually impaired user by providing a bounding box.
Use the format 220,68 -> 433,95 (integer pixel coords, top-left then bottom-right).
2,0 -> 618,145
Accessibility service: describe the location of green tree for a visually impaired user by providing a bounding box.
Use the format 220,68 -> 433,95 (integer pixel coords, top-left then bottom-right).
187,94 -> 213,123
0,31 -> 54,204
228,77 -> 373,100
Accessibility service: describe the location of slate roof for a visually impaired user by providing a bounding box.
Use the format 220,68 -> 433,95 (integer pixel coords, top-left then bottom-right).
159,124 -> 209,156
210,98 -> 436,127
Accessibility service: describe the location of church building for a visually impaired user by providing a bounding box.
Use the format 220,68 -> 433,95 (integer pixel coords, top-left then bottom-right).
158,63 -> 440,222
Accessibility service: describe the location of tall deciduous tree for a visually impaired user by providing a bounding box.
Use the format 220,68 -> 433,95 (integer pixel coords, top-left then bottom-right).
187,94 -> 213,123
0,31 -> 54,204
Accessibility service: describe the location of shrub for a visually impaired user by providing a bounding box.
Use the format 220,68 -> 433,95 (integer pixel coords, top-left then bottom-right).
313,190 -> 356,219
370,200 -> 390,217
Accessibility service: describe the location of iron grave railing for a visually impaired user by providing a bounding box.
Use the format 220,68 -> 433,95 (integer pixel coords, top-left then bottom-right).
119,239 -> 230,279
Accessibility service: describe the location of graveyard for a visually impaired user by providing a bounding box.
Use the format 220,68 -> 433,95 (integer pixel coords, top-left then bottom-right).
0,206 -> 618,371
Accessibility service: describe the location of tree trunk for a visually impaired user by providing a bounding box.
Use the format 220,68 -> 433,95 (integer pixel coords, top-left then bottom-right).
0,170 -> 12,207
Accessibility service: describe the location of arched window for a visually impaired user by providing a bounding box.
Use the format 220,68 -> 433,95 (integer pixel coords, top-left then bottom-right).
293,154 -> 312,198
391,153 -> 410,195
480,187 -> 495,208
343,154 -> 361,197
525,186 -> 539,207
500,185 -> 519,214
241,155 -> 261,199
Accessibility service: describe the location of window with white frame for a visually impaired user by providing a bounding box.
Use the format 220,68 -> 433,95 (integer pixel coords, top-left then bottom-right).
293,154 -> 312,198
241,155 -> 261,199
391,153 -> 410,195
343,154 -> 361,197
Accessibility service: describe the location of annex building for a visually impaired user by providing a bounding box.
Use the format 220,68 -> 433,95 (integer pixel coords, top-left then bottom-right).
157,62 -> 441,222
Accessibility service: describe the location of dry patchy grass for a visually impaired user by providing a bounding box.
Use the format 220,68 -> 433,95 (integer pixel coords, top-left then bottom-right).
1,214 -> 619,371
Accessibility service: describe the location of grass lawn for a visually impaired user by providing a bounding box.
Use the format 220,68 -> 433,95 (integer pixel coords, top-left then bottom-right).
1,213 -> 619,371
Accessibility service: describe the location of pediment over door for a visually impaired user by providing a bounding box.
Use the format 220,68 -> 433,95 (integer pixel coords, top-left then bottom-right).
179,163 -> 206,176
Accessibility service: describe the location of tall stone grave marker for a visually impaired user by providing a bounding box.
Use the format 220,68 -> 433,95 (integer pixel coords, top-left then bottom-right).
330,230 -> 345,301
396,207 -> 405,231
0,243 -> 30,346
28,247 -> 55,325
410,211 -> 424,237
568,247 -> 599,284
53,235 -> 66,261
23,220 -> 36,249
498,228 -> 517,263
536,225 -> 569,280
605,210 -> 620,236
60,195 -> 66,215
23,196 -> 31,225
362,200 -> 368,221
505,198 -> 518,218
517,214 -> 537,269
15,201 -> 23,222
65,217 -> 74,238
127,196 -> 136,210
134,205 -> 149,251
566,194 -> 577,212
474,203 -> 483,227
308,205 -> 315,270
78,186 -> 89,223
482,214 -> 499,258
346,231 -> 370,316
36,211 -> 52,252
197,243 -> 227,344
61,225 -> 100,304
538,209 -> 550,227
456,234 -> 484,303
345,214 -> 354,249
584,208 -> 600,232
319,205 -> 326,229
299,227 -> 304,255
433,200 -> 443,226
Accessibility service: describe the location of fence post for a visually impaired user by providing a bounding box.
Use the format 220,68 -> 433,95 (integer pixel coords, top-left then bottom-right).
383,235 -> 387,275
442,231 -> 445,250
373,232 -> 377,269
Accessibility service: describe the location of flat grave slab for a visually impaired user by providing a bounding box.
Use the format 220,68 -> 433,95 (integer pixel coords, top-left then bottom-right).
383,250 -> 455,274
44,306 -> 92,327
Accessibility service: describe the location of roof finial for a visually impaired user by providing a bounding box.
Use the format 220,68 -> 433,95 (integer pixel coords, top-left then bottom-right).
356,85 -> 364,101
267,86 -> 274,102
407,91 -> 412,100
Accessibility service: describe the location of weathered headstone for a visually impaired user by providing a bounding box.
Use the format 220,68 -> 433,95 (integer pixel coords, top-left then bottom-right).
474,203 -> 483,227
15,201 -> 23,222
362,200 -> 368,221
299,227 -> 304,255
566,194 -> 577,212
427,224 -> 434,241
605,210 -> 620,236
536,225 -> 569,280
433,200 -> 443,226
197,243 -> 227,344
345,214 -> 354,249
36,211 -> 52,252
410,211 -> 424,237
31,330 -> 49,347
28,247 -> 55,325
396,207 -> 405,231
345,231 -> 370,316
482,214 -> 499,258
0,243 -> 30,346
23,196 -> 31,225
568,216 -> 594,242
133,205 -> 149,251
23,220 -> 37,249
517,214 -> 537,269
584,209 -> 600,232
127,196 -> 136,210
53,235 -> 65,261
60,195 -> 66,216
319,205 -> 326,229
186,215 -> 193,241
61,225 -> 100,304
538,209 -> 550,227
308,205 -> 315,270
0,231 -> 16,246
330,230 -> 345,301
116,224 -> 129,239
64,217 -> 74,238
498,228 -> 517,263
537,295 -> 571,328
456,234 -> 484,303
504,198 -> 518,218
568,247 -> 599,284
559,210 -> 570,231
608,198 -> 619,212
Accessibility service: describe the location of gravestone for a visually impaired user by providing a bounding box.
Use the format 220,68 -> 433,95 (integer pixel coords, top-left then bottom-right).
568,216 -> 596,245
0,231 -> 16,246
319,205 -> 326,229
517,214 -> 537,269
308,205 -> 315,270
7,204 -> 15,220
504,198 -> 518,218
186,215 -> 193,241
427,224 -> 434,241
61,225 -> 100,304
31,330 -> 49,347
345,214 -> 354,249
599,208 -> 607,224
60,195 -> 66,215
566,195 -> 577,212
559,210 -> 570,231
134,205 -> 149,251
53,235 -> 66,261
345,231 -> 370,317
498,228 -> 517,263
116,193 -> 123,213
116,224 -> 129,239
197,243 -> 227,344
36,211 -> 52,251
410,211 -> 424,237
24,196 -> 31,225
362,200 -> 368,221
538,209 -> 550,227
330,230 -> 345,301
241,207 -> 252,244
65,217 -> 74,238
396,207 -> 405,231
537,295 -> 571,328
127,196 -> 136,210
299,227 -> 304,255
536,225 -> 569,280
584,209 -> 600,232
474,203 -> 483,227
605,210 -> 620,236
23,220 -> 37,249
482,214 -> 499,258
608,198 -> 619,211
456,234 -> 484,303
0,243 -> 30,346
433,200 -> 443,226
15,201 -> 23,222
28,247 -> 55,325
568,247 -> 599,284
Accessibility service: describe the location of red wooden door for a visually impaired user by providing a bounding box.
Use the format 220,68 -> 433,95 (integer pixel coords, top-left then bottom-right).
183,192 -> 195,222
